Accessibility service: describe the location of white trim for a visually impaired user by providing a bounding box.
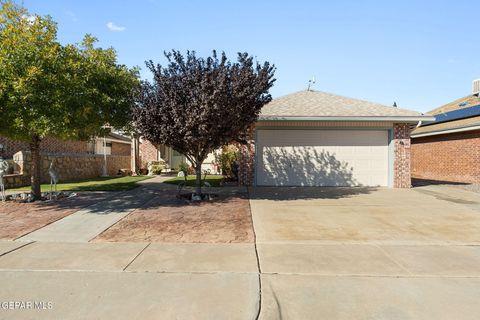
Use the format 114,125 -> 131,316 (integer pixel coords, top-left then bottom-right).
411,125 -> 480,138
108,138 -> 131,144
95,137 -> 131,144
259,116 -> 435,123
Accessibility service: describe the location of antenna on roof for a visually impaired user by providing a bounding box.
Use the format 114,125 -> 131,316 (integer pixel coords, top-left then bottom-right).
393,101 -> 398,108
307,76 -> 316,91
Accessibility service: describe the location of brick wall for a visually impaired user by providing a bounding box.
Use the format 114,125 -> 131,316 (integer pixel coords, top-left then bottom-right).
393,123 -> 412,188
3,151 -> 131,188
0,136 -> 88,159
411,130 -> 480,183
138,139 -> 158,169
111,142 -> 131,156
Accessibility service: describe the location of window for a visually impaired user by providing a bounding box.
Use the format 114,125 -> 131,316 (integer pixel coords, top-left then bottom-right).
95,140 -> 112,155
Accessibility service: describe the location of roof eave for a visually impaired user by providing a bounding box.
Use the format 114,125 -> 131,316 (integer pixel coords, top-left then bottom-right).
411,124 -> 480,138
258,116 -> 436,123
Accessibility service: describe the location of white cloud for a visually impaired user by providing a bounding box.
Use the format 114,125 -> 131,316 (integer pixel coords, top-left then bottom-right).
106,22 -> 126,32
65,10 -> 78,22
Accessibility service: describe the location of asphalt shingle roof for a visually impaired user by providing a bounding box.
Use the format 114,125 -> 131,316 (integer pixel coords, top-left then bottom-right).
260,90 -> 427,118
411,95 -> 480,136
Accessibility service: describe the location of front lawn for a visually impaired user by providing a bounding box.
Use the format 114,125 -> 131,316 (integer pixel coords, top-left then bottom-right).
9,176 -> 153,192
163,175 -> 224,187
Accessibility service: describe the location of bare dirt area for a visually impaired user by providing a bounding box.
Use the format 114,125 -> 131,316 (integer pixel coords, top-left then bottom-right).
0,192 -> 112,240
94,189 -> 254,243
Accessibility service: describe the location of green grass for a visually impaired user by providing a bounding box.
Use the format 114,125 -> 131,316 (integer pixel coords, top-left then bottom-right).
163,175 -> 224,187
9,176 -> 153,192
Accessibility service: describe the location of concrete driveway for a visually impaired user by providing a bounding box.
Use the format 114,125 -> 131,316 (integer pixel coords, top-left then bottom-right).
250,185 -> 480,319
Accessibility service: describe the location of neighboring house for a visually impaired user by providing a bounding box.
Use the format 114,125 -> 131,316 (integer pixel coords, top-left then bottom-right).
237,90 -> 433,188
411,80 -> 480,184
90,132 -> 132,156
0,132 -> 132,188
0,132 -> 131,160
132,138 -> 218,173
132,138 -> 186,172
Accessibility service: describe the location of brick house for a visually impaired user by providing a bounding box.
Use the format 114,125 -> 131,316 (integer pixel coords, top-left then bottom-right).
411,81 -> 480,184
237,90 -> 433,188
0,132 -> 132,188
131,138 -> 186,173
131,137 -> 217,173
0,132 -> 131,160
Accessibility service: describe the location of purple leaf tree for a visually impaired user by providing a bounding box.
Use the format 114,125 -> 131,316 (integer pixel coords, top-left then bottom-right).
133,50 -> 275,196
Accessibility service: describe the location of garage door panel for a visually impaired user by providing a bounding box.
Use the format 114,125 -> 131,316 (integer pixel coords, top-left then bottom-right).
256,130 -> 389,187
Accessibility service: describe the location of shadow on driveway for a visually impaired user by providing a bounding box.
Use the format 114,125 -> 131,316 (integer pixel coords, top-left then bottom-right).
248,186 -> 376,201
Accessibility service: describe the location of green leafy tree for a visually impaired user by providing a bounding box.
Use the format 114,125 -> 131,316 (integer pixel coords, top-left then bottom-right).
0,1 -> 139,199
133,50 -> 275,196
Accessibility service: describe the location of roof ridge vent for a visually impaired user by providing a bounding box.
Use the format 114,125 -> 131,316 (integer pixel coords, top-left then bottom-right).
472,79 -> 480,95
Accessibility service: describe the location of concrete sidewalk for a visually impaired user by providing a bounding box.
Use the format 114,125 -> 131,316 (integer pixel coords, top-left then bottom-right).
2,240 -> 480,319
0,241 -> 260,320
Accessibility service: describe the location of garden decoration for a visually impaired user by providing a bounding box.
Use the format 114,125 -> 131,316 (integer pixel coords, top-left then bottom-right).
177,170 -> 187,195
147,162 -> 154,176
48,161 -> 59,200
0,158 -> 9,202
202,170 -> 214,200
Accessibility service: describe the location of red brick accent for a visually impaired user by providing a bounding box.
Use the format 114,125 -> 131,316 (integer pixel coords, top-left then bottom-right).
393,123 -> 412,188
411,130 -> 480,183
238,127 -> 255,186
138,139 -> 159,169
0,136 -> 88,159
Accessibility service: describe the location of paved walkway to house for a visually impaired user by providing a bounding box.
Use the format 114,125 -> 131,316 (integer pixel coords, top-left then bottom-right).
0,192 -> 114,240
18,176 -> 172,242
1,184 -> 480,319
15,176 -> 254,243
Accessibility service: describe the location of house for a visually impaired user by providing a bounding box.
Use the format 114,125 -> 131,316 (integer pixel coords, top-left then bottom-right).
0,132 -> 132,188
0,133 -> 131,160
132,138 -> 186,172
237,90 -> 434,188
132,138 -> 218,173
411,80 -> 480,184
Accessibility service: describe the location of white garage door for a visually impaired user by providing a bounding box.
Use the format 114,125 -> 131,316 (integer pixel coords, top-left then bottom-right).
256,129 -> 389,187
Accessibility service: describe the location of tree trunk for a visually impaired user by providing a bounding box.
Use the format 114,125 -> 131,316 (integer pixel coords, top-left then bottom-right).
195,161 -> 203,196
30,135 -> 42,200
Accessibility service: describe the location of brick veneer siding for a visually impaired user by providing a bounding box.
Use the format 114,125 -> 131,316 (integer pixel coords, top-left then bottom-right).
411,130 -> 480,183
3,151 -> 131,188
237,122 -> 413,188
393,123 -> 412,188
0,136 -> 88,159
111,142 -> 131,156
138,139 -> 159,169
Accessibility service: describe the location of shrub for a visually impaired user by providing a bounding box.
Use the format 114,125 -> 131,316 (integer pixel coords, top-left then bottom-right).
177,162 -> 195,175
215,145 -> 239,180
147,159 -> 166,175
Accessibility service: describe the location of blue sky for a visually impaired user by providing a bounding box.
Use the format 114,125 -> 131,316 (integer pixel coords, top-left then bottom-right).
22,0 -> 480,112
